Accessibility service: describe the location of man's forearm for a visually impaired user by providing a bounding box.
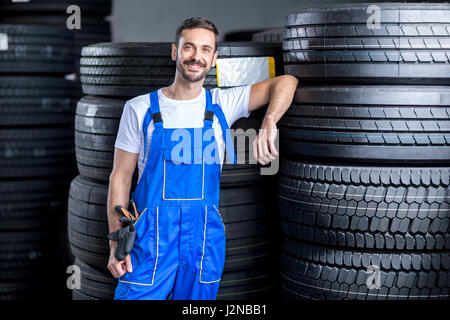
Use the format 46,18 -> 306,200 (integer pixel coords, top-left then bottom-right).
263,75 -> 298,123
107,174 -> 133,235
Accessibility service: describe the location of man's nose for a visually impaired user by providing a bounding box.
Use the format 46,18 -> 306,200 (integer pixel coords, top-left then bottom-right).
192,48 -> 201,62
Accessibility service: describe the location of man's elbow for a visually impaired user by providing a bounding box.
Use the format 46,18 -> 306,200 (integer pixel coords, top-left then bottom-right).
280,74 -> 298,87
270,75 -> 298,95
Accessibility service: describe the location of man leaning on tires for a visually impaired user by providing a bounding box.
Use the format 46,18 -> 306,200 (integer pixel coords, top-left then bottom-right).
106,16 -> 298,300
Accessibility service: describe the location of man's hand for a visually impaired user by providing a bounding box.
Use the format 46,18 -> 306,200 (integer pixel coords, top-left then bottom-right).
107,240 -> 133,278
248,75 -> 298,165
252,116 -> 278,165
107,148 -> 138,278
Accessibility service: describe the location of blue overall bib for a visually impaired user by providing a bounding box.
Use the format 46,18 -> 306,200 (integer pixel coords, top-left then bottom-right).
114,89 -> 237,300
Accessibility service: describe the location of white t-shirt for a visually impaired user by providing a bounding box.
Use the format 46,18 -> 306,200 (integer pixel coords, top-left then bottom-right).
114,85 -> 251,183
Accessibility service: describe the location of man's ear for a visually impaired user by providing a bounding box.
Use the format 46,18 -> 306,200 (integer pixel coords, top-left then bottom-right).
171,43 -> 177,62
211,50 -> 218,67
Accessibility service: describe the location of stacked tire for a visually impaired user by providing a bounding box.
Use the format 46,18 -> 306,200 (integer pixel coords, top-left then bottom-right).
253,29 -> 283,44
0,0 -> 111,300
0,1 -> 111,55
0,28 -> 77,300
279,3 -> 450,300
70,42 -> 283,300
0,0 -> 112,96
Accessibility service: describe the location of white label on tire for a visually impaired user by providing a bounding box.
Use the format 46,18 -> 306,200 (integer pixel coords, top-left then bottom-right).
0,34 -> 8,51
11,0 -> 31,3
216,57 -> 275,87
65,73 -> 77,81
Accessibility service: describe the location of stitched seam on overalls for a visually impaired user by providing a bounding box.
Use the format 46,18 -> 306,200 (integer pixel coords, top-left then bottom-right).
162,158 -> 205,200
199,205 -> 221,284
213,205 -> 225,234
118,206 -> 159,286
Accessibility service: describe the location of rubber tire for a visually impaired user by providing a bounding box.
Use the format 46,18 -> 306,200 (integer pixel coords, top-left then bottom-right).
278,159 -> 450,251
0,127 -> 77,178
0,75 -> 77,127
281,237 -> 450,300
0,24 -> 75,74
0,15 -> 110,48
253,29 -> 283,44
279,85 -> 450,163
283,3 -> 450,84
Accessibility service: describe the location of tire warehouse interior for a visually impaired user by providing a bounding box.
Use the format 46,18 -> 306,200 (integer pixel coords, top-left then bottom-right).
0,0 -> 449,305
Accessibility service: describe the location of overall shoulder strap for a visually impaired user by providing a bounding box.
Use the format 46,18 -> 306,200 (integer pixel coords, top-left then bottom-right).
204,89 -> 214,128
207,90 -> 237,164
141,90 -> 163,163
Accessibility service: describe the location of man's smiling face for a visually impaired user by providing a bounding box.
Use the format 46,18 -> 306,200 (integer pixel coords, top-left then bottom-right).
172,28 -> 218,83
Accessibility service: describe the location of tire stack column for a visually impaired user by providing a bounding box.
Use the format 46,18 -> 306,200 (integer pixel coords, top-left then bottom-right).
0,24 -> 77,300
279,3 -> 450,300
0,0 -> 112,300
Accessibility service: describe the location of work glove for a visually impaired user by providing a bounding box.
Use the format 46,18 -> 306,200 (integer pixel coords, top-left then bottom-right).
107,201 -> 140,261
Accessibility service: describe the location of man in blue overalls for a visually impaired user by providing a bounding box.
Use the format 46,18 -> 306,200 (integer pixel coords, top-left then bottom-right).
107,17 -> 298,300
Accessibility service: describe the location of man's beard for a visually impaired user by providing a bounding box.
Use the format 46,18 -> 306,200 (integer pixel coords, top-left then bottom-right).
176,58 -> 210,83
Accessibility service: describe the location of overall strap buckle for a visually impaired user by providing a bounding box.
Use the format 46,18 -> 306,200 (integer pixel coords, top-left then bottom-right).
204,110 -> 214,121
152,111 -> 163,123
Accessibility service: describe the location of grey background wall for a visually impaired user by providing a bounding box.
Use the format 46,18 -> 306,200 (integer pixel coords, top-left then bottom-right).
108,0 -> 372,42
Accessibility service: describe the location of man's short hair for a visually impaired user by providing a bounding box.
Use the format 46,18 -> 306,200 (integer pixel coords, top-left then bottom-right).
175,17 -> 219,52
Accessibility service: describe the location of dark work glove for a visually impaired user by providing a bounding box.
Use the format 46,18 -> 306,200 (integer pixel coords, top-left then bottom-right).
107,216 -> 137,261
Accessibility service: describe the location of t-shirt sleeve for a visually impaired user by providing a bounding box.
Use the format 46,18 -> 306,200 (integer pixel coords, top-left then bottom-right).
114,101 -> 140,154
213,85 -> 251,127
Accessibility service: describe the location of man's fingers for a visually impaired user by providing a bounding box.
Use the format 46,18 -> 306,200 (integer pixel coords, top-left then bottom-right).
261,134 -> 272,161
259,129 -> 272,165
260,141 -> 270,163
108,264 -> 117,278
120,259 -> 128,272
268,129 -> 278,158
265,133 -> 276,161
109,262 -> 123,278
125,254 -> 133,273
257,130 -> 267,165
118,261 -> 127,277
108,253 -> 130,278
252,138 -> 258,162
257,139 -> 265,165
253,128 -> 278,165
